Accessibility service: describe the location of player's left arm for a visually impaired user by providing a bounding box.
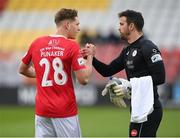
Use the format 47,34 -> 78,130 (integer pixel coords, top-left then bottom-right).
142,41 -> 165,85
18,39 -> 37,78
18,62 -> 36,78
74,55 -> 93,85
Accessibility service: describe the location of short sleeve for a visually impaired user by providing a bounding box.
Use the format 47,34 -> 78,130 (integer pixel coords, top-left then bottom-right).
22,43 -> 33,65
71,43 -> 86,71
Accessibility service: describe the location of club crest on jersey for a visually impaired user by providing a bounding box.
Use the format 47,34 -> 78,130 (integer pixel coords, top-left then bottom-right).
131,129 -> 138,136
132,50 -> 137,57
151,53 -> 162,63
77,58 -> 85,66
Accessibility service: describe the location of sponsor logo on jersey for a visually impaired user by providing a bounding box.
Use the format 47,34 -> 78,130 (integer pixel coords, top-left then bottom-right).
77,58 -> 85,66
152,48 -> 157,53
126,60 -> 134,69
48,39 -> 59,46
151,53 -> 162,63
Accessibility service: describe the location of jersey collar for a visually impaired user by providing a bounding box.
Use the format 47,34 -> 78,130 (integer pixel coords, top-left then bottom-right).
49,34 -> 67,39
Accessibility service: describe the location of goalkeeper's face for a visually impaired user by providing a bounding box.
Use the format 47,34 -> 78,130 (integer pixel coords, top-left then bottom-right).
118,17 -> 130,41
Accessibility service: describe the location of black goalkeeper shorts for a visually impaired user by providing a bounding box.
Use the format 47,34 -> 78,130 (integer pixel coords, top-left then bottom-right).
129,100 -> 163,137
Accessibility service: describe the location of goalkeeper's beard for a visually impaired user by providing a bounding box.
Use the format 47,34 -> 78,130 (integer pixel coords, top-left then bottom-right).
120,31 -> 130,41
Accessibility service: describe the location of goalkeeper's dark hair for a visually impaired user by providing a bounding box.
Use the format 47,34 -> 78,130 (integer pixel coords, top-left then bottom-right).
118,10 -> 144,32
54,8 -> 78,25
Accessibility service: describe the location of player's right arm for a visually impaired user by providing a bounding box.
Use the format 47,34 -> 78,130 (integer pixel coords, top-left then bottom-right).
72,43 -> 93,85
92,49 -> 126,77
74,55 -> 93,85
81,45 -> 126,77
18,62 -> 36,78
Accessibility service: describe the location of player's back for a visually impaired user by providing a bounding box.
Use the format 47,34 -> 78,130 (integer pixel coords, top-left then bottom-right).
29,35 -> 84,118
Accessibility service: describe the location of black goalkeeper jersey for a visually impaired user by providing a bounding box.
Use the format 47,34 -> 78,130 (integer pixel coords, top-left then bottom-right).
93,35 -> 165,102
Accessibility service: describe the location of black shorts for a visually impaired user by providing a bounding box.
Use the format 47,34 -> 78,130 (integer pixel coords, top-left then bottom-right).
129,100 -> 163,137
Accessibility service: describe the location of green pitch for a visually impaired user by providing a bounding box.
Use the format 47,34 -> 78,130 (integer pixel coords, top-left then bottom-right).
0,105 -> 180,137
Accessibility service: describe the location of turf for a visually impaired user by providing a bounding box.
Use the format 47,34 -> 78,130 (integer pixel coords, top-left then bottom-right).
0,106 -> 180,137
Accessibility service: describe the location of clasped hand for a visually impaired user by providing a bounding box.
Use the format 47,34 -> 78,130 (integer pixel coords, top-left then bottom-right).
80,43 -> 96,58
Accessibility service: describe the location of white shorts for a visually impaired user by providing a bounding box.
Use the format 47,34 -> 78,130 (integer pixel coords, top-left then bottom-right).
35,114 -> 82,138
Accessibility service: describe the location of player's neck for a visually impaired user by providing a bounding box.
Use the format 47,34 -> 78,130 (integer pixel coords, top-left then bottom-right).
55,32 -> 67,38
56,28 -> 68,38
50,34 -> 67,38
128,31 -> 143,44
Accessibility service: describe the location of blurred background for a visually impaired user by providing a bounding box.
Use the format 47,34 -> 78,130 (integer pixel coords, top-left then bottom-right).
0,0 -> 180,137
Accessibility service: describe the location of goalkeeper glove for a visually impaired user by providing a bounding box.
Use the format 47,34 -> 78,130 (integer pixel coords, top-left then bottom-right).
111,77 -> 131,99
101,79 -> 127,107
109,90 -> 127,107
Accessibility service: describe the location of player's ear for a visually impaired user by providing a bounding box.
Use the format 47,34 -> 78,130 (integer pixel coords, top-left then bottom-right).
129,23 -> 135,31
65,21 -> 71,30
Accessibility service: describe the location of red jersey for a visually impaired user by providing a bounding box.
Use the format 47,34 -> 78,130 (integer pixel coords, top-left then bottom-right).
22,35 -> 86,118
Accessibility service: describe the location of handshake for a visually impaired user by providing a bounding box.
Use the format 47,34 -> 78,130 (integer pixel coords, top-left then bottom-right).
102,77 -> 131,108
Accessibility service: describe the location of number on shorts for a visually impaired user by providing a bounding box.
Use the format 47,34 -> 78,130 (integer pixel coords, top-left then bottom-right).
39,57 -> 67,87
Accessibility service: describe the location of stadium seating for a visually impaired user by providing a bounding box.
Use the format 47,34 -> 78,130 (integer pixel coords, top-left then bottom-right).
0,0 -> 180,85
0,0 -> 180,51
0,0 -> 110,51
0,0 -> 8,14
1,30 -> 54,51
6,0 -> 110,11
1,0 -> 180,51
